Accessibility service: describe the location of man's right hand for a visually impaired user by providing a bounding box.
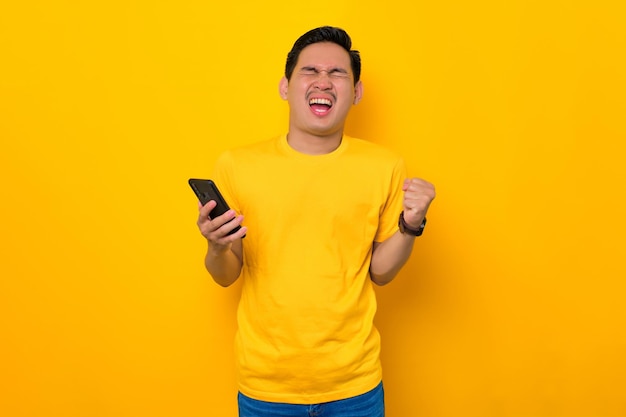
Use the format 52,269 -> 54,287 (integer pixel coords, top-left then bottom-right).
197,200 -> 247,252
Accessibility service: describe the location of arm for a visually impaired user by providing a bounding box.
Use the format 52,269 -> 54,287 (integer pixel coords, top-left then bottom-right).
370,178 -> 435,286
370,232 -> 417,285
196,200 -> 247,287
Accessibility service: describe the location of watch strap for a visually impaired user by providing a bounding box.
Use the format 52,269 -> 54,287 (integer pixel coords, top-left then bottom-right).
398,211 -> 426,236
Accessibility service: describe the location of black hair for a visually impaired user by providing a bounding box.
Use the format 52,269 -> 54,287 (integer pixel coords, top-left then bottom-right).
285,26 -> 361,84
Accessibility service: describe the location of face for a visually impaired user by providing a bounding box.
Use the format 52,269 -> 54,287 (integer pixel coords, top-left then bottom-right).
279,42 -> 363,138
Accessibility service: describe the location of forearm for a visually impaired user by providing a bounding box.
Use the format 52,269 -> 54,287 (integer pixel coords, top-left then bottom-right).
369,231 -> 416,285
204,243 -> 243,287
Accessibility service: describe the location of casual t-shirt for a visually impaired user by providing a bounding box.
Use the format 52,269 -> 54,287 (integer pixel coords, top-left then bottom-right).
212,134 -> 406,404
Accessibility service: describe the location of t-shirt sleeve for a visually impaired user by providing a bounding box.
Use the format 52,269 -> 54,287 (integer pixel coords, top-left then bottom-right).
374,157 -> 407,243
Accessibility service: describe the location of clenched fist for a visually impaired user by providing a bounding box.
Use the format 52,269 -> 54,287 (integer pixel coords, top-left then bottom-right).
402,178 -> 436,229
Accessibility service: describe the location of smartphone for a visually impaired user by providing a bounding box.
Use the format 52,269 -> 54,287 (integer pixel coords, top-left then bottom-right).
188,178 -> 243,236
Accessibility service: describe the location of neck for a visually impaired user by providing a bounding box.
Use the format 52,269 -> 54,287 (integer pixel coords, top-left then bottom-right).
286,130 -> 344,155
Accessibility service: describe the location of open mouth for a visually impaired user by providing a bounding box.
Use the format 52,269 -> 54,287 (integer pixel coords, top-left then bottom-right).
309,97 -> 333,115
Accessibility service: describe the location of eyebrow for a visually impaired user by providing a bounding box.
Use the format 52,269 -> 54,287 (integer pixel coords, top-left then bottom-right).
299,66 -> 349,74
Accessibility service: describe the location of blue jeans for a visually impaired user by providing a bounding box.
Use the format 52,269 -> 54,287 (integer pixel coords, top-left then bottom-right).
238,382 -> 384,417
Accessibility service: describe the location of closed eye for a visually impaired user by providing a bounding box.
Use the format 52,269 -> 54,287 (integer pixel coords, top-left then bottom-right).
328,69 -> 350,78
300,66 -> 318,75
298,67 -> 351,79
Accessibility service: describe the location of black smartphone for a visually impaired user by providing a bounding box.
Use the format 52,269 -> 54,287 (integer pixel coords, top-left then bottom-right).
188,178 -> 243,236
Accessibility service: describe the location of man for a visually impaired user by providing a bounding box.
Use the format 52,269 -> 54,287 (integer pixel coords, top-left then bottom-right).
196,26 -> 435,417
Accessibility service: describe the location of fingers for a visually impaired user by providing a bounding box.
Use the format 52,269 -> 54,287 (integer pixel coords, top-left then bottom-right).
403,178 -> 434,193
403,178 -> 435,199
402,178 -> 436,224
197,200 -> 246,243
198,200 -> 217,219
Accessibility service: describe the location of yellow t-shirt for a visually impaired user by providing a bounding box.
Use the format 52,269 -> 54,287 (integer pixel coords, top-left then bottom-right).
212,134 -> 406,404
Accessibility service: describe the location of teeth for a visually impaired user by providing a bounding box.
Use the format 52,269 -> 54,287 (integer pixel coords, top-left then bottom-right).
309,98 -> 332,106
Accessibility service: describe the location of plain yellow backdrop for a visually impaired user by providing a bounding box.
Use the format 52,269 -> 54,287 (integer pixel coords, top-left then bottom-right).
1,1 -> 625,416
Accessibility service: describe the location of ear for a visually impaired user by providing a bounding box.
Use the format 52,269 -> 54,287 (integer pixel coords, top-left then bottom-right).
353,80 -> 363,105
279,77 -> 289,100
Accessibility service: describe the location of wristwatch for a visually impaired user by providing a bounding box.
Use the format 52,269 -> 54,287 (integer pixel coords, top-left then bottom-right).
398,211 -> 427,236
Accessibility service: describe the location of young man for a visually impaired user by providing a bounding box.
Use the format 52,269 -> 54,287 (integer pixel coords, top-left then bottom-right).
196,26 -> 435,417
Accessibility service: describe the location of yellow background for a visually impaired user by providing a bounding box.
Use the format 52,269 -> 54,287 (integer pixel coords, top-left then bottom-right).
1,1 -> 625,416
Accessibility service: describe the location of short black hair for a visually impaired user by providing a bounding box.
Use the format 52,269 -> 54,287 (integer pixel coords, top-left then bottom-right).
285,26 -> 361,84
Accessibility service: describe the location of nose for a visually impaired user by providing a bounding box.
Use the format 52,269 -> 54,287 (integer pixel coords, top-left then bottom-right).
313,71 -> 332,90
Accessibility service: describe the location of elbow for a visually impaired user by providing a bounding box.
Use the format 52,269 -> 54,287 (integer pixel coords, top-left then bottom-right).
210,272 -> 240,288
370,272 -> 395,286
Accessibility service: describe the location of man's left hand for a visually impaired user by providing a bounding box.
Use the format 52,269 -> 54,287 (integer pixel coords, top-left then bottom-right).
402,178 -> 436,228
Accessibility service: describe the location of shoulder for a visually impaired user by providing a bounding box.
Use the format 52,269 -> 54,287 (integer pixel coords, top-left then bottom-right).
225,136 -> 278,155
343,135 -> 404,165
216,136 -> 282,164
